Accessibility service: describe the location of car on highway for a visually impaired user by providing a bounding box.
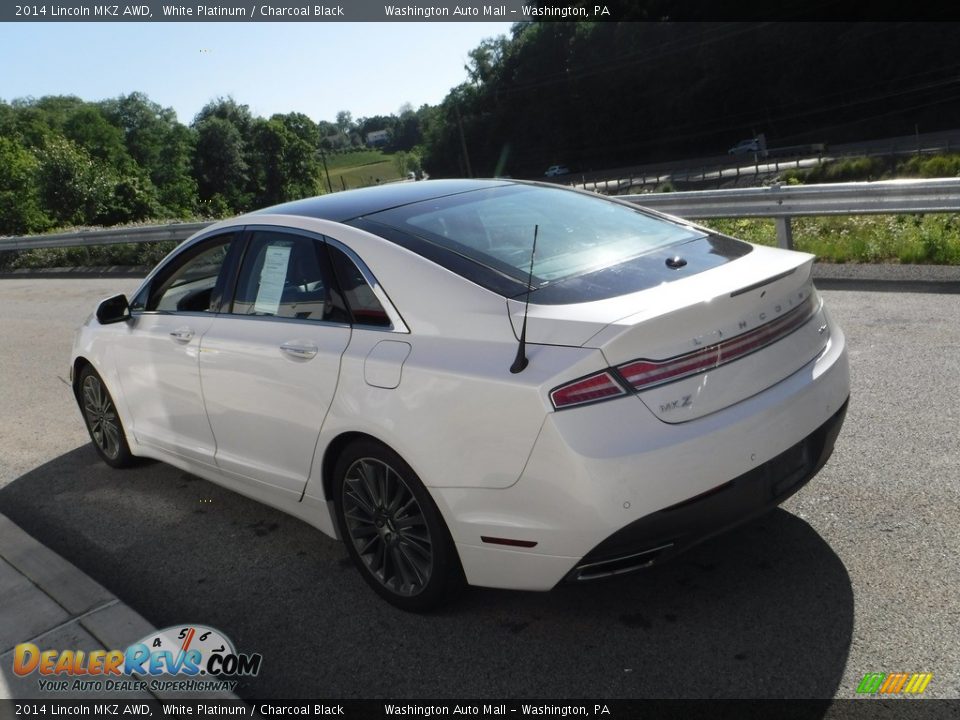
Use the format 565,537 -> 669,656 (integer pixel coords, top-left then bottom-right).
728,138 -> 762,155
544,164 -> 570,177
71,179 -> 849,610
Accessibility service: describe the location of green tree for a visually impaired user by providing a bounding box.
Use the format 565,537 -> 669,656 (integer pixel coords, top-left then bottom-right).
101,92 -> 197,216
193,98 -> 260,211
34,137 -> 113,226
101,174 -> 161,225
155,123 -> 198,216
391,106 -> 425,152
251,115 -> 321,206
393,150 -> 422,178
7,101 -> 57,148
100,92 -> 167,169
0,137 -> 49,234
251,118 -> 291,207
63,105 -> 133,171
194,96 -> 254,136
193,116 -> 250,211
335,110 -> 353,134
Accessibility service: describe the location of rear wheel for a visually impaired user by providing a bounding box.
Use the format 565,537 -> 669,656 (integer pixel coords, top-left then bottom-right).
333,440 -> 463,611
78,365 -> 134,468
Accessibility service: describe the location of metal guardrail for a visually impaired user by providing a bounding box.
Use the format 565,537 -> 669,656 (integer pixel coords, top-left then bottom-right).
623,178 -> 960,249
1,178 -> 959,254
575,129 -> 960,193
0,222 -> 212,252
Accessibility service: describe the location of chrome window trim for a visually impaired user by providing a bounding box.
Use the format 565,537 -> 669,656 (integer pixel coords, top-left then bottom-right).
131,222 -> 409,334
323,235 -> 409,334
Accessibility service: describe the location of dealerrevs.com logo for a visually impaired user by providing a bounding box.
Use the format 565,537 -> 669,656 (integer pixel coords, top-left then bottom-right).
13,624 -> 262,694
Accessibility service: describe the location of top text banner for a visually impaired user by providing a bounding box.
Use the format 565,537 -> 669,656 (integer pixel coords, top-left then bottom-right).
2,0 -> 618,21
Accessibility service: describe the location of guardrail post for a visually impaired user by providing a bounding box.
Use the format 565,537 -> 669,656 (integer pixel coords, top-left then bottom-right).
775,216 -> 794,250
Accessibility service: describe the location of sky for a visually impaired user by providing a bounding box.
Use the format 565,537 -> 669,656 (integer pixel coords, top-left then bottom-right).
0,22 -> 511,123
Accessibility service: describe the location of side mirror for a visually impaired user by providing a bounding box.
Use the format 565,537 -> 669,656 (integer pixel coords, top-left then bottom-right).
95,294 -> 132,325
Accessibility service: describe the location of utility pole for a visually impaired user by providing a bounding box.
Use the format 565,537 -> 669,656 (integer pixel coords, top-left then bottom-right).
454,104 -> 473,178
317,148 -> 333,194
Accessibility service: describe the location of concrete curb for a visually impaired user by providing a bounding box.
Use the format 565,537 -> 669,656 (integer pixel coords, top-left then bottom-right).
0,266 -> 150,279
812,263 -> 960,293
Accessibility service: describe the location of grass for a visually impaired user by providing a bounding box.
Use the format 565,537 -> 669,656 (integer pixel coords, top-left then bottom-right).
328,160 -> 401,190
696,151 -> 960,263
703,214 -> 960,264
323,149 -> 391,170
322,149 -> 403,189
782,151 -> 960,184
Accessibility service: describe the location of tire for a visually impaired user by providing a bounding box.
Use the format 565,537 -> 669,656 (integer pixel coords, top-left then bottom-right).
333,440 -> 464,611
77,365 -> 135,469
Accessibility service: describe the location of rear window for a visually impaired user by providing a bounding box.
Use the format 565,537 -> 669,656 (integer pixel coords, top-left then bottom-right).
367,184 -> 705,287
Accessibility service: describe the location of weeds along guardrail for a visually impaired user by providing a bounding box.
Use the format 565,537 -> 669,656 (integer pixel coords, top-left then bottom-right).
1,178 -> 959,254
625,178 -> 960,249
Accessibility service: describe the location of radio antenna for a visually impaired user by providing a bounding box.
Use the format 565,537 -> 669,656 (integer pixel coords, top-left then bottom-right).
510,224 -> 538,374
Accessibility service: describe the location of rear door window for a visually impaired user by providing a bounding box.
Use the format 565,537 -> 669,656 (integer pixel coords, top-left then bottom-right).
231,230 -> 349,324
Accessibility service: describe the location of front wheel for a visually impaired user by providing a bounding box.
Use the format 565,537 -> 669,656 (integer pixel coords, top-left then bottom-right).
78,365 -> 135,468
333,440 -> 464,611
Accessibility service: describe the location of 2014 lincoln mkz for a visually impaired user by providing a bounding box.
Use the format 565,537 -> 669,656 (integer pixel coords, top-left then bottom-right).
71,179 -> 849,610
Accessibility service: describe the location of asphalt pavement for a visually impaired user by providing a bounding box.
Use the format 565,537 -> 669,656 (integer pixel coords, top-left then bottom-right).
0,275 -> 957,700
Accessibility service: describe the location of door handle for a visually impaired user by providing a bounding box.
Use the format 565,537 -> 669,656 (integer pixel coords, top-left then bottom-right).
169,327 -> 194,343
280,342 -> 318,360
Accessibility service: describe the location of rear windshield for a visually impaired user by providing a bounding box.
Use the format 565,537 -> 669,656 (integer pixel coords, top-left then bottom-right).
366,184 -> 706,287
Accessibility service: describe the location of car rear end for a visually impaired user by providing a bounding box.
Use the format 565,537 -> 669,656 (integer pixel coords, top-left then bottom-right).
360,181 -> 849,591
432,246 -> 848,591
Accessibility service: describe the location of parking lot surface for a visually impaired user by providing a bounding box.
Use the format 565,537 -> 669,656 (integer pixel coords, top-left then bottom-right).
0,277 -> 957,699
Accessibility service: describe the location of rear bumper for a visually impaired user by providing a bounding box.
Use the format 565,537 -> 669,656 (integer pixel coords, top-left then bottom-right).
565,397 -> 847,581
434,313 -> 849,591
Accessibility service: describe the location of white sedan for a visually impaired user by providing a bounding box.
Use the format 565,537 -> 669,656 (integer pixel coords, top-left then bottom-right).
71,179 -> 849,610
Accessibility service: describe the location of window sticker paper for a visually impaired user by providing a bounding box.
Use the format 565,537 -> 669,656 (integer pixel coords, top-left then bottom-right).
253,244 -> 292,315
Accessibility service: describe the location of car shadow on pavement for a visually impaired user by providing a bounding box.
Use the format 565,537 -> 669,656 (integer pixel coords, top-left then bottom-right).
0,445 -> 853,703
815,278 -> 960,294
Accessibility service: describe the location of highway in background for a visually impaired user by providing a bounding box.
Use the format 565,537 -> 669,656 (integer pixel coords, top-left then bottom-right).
0,278 -> 957,699
561,127 -> 960,193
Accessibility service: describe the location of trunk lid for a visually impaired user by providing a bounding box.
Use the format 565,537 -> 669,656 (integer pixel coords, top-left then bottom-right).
508,245 -> 829,422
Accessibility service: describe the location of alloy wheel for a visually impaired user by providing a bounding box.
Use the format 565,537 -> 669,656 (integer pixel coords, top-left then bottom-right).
81,374 -> 121,460
341,457 -> 434,597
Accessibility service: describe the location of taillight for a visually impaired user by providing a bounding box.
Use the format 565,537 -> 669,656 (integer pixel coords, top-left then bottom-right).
618,293 -> 818,392
549,293 -> 819,410
550,371 -> 626,409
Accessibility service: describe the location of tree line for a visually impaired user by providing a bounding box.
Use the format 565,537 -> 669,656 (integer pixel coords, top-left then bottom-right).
426,22 -> 960,177
0,93 -> 433,236
3,21 -> 958,236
